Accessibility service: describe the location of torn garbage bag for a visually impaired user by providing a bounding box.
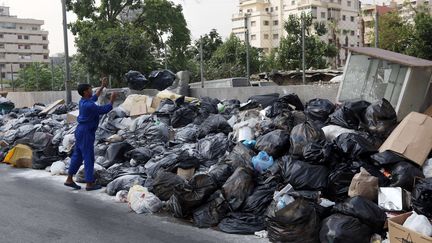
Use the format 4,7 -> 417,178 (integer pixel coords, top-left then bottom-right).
222,167 -> 255,211
280,156 -> 328,191
333,196 -> 387,233
255,129 -> 290,158
266,198 -> 320,243
411,177 -> 432,218
320,214 -> 372,243
218,212 -> 265,234
193,190 -> 230,228
290,121 -> 326,156
106,175 -> 145,196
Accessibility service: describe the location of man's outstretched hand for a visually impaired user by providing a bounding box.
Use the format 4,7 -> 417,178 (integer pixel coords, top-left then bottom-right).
110,92 -> 117,104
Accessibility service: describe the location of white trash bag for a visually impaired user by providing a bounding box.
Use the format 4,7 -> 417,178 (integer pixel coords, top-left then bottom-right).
403,211 -> 432,237
127,185 -> 162,214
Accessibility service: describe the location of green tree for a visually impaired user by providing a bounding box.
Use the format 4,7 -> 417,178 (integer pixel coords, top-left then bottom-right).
375,12 -> 412,53
66,0 -> 191,86
16,63 -> 64,91
205,34 -> 261,80
277,14 -> 337,70
191,29 -> 224,61
406,11 -> 432,60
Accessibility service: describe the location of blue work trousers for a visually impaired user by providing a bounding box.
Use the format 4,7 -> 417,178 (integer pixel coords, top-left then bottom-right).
68,124 -> 96,182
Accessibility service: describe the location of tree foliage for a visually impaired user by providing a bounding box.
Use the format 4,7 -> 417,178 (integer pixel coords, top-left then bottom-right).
277,14 -> 336,70
16,63 -> 64,91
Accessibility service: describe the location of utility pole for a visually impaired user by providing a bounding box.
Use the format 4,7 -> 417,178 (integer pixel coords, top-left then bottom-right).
86,72 -> 90,84
164,44 -> 168,70
50,58 -> 55,90
61,0 -> 72,104
244,14 -> 250,81
374,10 -> 379,48
301,13 -> 306,84
1,70 -> 3,91
109,75 -> 112,88
10,64 -> 14,91
200,36 -> 204,88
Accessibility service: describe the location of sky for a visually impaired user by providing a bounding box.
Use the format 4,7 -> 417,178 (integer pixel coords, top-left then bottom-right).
2,0 -> 237,56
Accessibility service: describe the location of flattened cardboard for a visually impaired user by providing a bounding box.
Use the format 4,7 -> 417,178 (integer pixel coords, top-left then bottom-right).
121,95 -> 149,117
388,212 -> 432,243
379,112 -> 432,166
40,99 -> 65,115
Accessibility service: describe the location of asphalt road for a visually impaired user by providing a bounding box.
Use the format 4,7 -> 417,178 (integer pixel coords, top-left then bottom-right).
0,164 -> 269,243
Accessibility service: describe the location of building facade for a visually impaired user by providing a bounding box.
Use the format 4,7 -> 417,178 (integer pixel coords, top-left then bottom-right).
0,6 -> 49,80
360,4 -> 394,47
232,0 -> 360,66
390,0 -> 432,23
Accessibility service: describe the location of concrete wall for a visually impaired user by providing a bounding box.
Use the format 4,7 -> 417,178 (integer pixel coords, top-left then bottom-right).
190,84 -> 340,103
7,91 -> 80,108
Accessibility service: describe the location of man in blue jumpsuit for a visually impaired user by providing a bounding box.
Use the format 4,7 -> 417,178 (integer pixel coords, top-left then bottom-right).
64,78 -> 117,191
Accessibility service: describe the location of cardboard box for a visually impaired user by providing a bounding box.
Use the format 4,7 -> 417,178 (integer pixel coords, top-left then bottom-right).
379,112 -> 432,166
151,96 -> 162,110
40,99 -> 65,115
388,212 -> 432,243
425,105 -> 432,117
121,95 -> 148,117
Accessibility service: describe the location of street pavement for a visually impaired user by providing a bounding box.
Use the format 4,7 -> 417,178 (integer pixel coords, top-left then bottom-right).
0,164 -> 269,243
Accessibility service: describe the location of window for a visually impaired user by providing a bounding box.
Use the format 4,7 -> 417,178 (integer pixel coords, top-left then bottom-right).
43,55 -> 48,59
273,20 -> 279,25
0,34 -> 3,38
18,35 -> 22,39
273,34 -> 279,39
1,73 -> 4,79
247,9 -> 252,13
24,35 -> 29,40
0,64 -> 5,68
43,45 -> 48,50
270,7 -> 274,12
351,16 -> 355,22
275,6 -> 279,10
321,12 -> 326,18
347,0 -> 351,6
264,34 -> 269,39
25,45 -> 30,49
0,53 -> 6,59
251,34 -> 256,40
342,15 -> 346,20
291,0 -> 295,5
351,30 -> 355,36
0,44 -> 4,49
18,44 -> 24,49
19,54 -> 31,60
19,26 -> 23,30
264,20 -> 269,26
32,27 -> 38,30
251,21 -> 256,27
19,64 -> 25,68
42,36 -> 47,41
265,8 -> 269,12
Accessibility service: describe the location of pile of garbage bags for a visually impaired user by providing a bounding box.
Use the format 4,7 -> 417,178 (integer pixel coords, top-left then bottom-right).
1,91 -> 432,242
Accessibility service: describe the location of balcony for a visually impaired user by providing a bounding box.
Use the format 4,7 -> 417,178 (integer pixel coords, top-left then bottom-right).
240,0 -> 269,6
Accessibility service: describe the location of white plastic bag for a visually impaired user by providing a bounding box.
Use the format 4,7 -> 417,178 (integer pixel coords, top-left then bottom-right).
402,212 -> 432,237
322,125 -> 356,141
59,134 -> 75,153
423,158 -> 432,178
127,185 -> 162,214
115,190 -> 128,203
50,161 -> 66,176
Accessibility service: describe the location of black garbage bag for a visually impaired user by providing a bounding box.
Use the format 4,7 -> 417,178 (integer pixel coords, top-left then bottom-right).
325,163 -> 359,201
256,129 -> 290,158
168,174 -> 218,218
208,163 -> 234,187
411,178 -> 432,218
177,150 -> 201,170
265,94 -> 304,118
16,132 -> 53,150
305,98 -> 335,122
32,144 -> 64,169
125,70 -> 149,90
102,142 -> 134,168
370,150 -> 408,166
335,133 -> 377,159
0,98 -> 15,114
76,164 -> 113,186
171,106 -> 198,128
152,171 -> 187,201
241,177 -> 278,216
320,214 -> 372,243
218,212 -> 265,234
290,121 -> 326,156
280,156 -> 329,191
224,143 -> 255,170
364,99 -> 397,137
333,196 -> 387,233
199,97 -> 219,115
145,153 -> 179,178
198,133 -> 229,160
329,100 -> 371,129
141,121 -> 169,144
157,99 -> 176,113
124,147 -> 153,164
222,167 -> 255,211
302,142 -> 334,165
193,190 -> 230,228
106,175 -> 145,196
248,93 -> 279,108
175,124 -> 199,143
148,69 -> 176,91
389,162 -> 424,191
197,114 -> 232,138
267,199 -> 320,243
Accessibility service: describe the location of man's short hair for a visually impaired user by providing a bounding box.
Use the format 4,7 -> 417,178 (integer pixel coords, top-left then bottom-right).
77,83 -> 92,96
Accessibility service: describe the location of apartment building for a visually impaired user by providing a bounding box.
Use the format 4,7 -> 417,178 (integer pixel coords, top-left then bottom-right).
360,4 -> 394,47
389,0 -> 432,23
0,6 -> 49,80
232,0 -> 360,66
